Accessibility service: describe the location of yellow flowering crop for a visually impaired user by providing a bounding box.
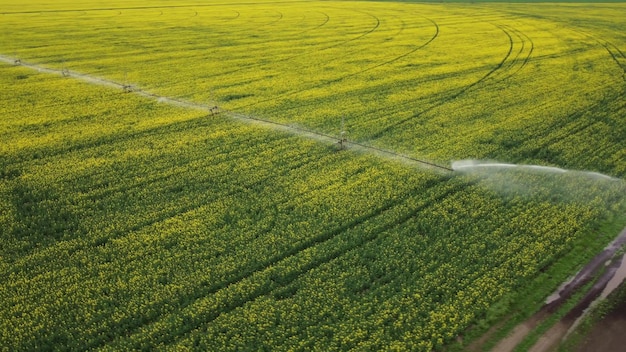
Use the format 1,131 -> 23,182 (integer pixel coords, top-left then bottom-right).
1,1 -> 626,351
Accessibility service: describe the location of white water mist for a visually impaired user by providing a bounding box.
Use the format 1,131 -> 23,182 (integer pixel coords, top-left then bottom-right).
451,159 -> 624,205
452,160 -> 617,180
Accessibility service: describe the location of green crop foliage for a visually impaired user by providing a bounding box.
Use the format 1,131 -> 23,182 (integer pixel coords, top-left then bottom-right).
1,1 -> 625,351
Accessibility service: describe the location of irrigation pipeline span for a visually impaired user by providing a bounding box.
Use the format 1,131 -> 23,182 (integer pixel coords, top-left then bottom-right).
1,55 -> 454,172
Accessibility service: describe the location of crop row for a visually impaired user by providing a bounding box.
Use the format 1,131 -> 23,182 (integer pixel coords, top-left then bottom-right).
2,60 -> 626,350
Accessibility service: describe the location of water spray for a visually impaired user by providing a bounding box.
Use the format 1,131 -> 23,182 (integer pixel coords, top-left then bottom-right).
451,160 -> 618,181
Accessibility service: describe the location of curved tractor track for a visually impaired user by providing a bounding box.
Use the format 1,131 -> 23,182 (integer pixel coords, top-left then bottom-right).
369,21 -> 533,138
493,23 -> 534,83
200,9 -> 381,82
559,24 -> 626,84
598,40 -> 626,81
506,10 -> 626,83
233,14 -> 438,111
294,10 -> 330,35
226,9 -> 284,33
170,8 -> 376,87
102,180 -> 466,350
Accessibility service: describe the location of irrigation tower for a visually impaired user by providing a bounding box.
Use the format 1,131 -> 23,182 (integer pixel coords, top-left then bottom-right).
338,116 -> 348,150
62,60 -> 70,77
123,71 -> 133,93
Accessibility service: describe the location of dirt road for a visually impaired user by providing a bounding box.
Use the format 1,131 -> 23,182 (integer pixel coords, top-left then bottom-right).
484,226 -> 626,352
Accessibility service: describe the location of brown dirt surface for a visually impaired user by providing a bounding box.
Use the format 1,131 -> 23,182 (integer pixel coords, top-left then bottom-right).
529,321 -> 569,352
476,228 -> 626,352
489,313 -> 545,352
575,297 -> 626,352
465,316 -> 511,352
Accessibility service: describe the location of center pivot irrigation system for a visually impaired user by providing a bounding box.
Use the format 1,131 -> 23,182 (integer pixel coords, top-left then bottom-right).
2,55 -> 457,172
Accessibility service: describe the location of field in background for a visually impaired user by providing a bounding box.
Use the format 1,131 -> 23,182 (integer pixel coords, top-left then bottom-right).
1,1 -> 626,350
3,1 -> 626,173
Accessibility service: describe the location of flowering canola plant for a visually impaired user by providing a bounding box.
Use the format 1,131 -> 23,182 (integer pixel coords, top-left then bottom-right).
1,1 -> 626,351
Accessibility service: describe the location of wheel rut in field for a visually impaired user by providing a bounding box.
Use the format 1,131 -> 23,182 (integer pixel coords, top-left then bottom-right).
503,11 -> 626,83
370,21 -> 521,138
233,13 -> 436,112
83,155 -> 383,350
187,8 -> 375,84
224,9 -> 284,34
294,10 -> 329,35
493,24 -> 534,82
566,26 -> 626,82
106,181 -> 468,350
3,131 -> 298,264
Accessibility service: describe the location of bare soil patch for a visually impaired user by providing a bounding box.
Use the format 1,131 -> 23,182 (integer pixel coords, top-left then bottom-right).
576,296 -> 626,352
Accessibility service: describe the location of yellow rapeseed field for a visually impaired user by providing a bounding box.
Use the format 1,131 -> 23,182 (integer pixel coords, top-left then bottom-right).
1,1 -> 626,350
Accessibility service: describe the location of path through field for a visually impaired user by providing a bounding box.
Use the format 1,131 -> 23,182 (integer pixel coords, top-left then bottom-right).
489,227 -> 626,351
